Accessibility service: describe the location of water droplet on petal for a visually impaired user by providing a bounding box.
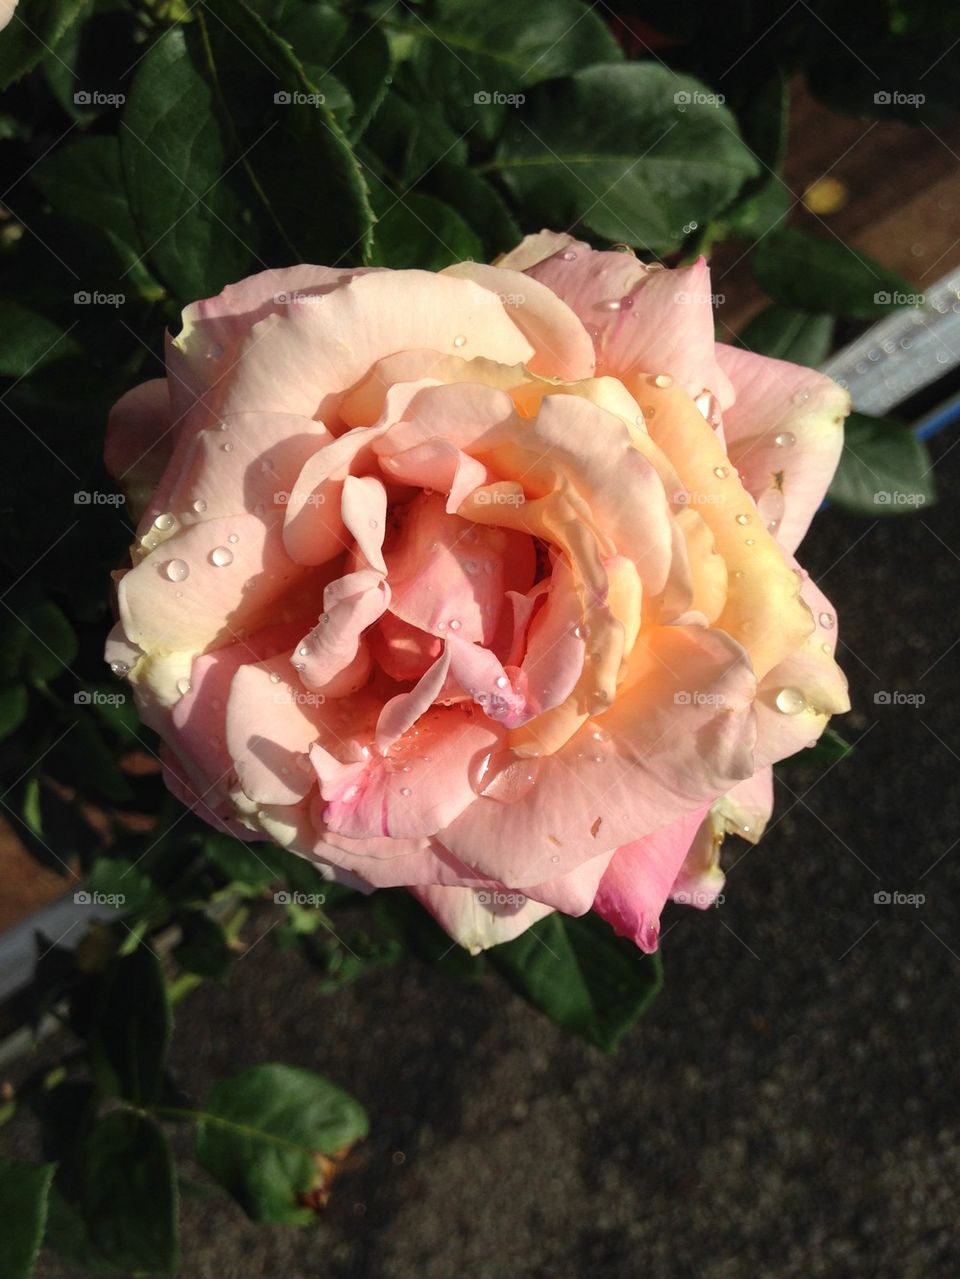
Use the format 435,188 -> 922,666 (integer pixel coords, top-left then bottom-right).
154,512 -> 176,531
110,660 -> 130,677
448,619 -> 461,631
774,431 -> 797,448
228,533 -> 239,544
453,334 -> 466,348
652,373 -> 673,388
209,546 -> 233,567
819,611 -> 835,629
470,750 -> 541,803
775,687 -> 806,715
206,342 -> 223,361
192,498 -> 207,514
713,466 -> 728,479
791,388 -> 811,405
165,559 -> 189,582
400,786 -> 412,797
176,677 -> 192,697
221,442 -> 233,452
735,513 -> 751,525
598,298 -> 621,311
561,250 -> 577,261
269,672 -> 281,684
495,675 -> 508,689
298,645 -> 309,657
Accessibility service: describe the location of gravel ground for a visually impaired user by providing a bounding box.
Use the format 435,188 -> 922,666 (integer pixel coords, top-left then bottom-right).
12,428 -> 960,1278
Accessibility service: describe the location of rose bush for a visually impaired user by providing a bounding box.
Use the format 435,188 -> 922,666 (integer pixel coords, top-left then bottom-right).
104,231 -> 850,953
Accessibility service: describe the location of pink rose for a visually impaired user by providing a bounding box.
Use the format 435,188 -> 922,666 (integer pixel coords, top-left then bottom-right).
105,232 -> 850,953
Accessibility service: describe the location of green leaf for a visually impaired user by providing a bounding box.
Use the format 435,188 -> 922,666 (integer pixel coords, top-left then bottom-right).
737,305 -> 835,367
369,190 -> 482,270
30,136 -> 163,300
331,16 -> 392,141
371,888 -> 486,981
88,856 -> 157,915
76,1112 -> 178,1274
490,913 -> 662,1050
19,597 -> 77,682
0,0 -> 89,90
752,228 -> 918,319
120,26 -> 263,303
828,411 -> 936,515
87,945 -> 171,1103
363,90 -> 469,185
0,299 -> 80,378
406,0 -> 622,141
195,1063 -> 368,1223
782,725 -> 853,767
173,912 -> 230,979
0,681 -> 28,741
0,1157 -> 56,1279
494,64 -> 758,252
204,832 -> 284,891
424,161 -> 521,259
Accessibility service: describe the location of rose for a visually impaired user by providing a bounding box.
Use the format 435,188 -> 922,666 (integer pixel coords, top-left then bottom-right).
0,0 -> 18,32
104,231 -> 849,954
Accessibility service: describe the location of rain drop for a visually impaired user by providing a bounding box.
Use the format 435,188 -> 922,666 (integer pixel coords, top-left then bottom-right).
774,431 -> 797,448
154,512 -> 176,531
192,498 -> 207,514
209,546 -> 234,567
110,660 -> 130,677
298,645 -> 309,657
652,373 -> 673,388
819,611 -> 835,629
775,687 -> 806,716
228,533 -> 239,544
453,334 -> 467,348
269,672 -> 281,684
735,513 -> 751,525
598,299 -> 621,312
176,677 -> 192,697
165,559 -> 190,582
713,466 -> 728,478
561,250 -> 577,261
448,619 -> 462,631
400,786 -> 412,797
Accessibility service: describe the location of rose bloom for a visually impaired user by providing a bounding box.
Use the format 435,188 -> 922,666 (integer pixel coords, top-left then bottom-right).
105,232 -> 850,953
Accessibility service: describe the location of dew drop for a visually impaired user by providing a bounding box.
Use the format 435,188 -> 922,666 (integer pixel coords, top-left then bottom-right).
192,498 -> 207,514
176,677 -> 192,697
110,660 -> 130,677
732,569 -> 745,579
774,431 -> 797,448
551,855 -> 560,864
495,675 -> 508,689
209,546 -> 234,567
400,786 -> 412,797
652,373 -> 673,388
598,298 -> 621,312
819,611 -> 835,629
561,250 -> 577,261
270,672 -> 281,684
298,645 -> 309,657
745,537 -> 756,546
470,750 -> 541,803
453,334 -> 466,348
221,442 -> 233,452
775,687 -> 806,716
154,512 -> 176,531
448,619 -> 462,631
713,466 -> 728,478
735,513 -> 751,525
228,533 -> 239,544
165,559 -> 189,582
